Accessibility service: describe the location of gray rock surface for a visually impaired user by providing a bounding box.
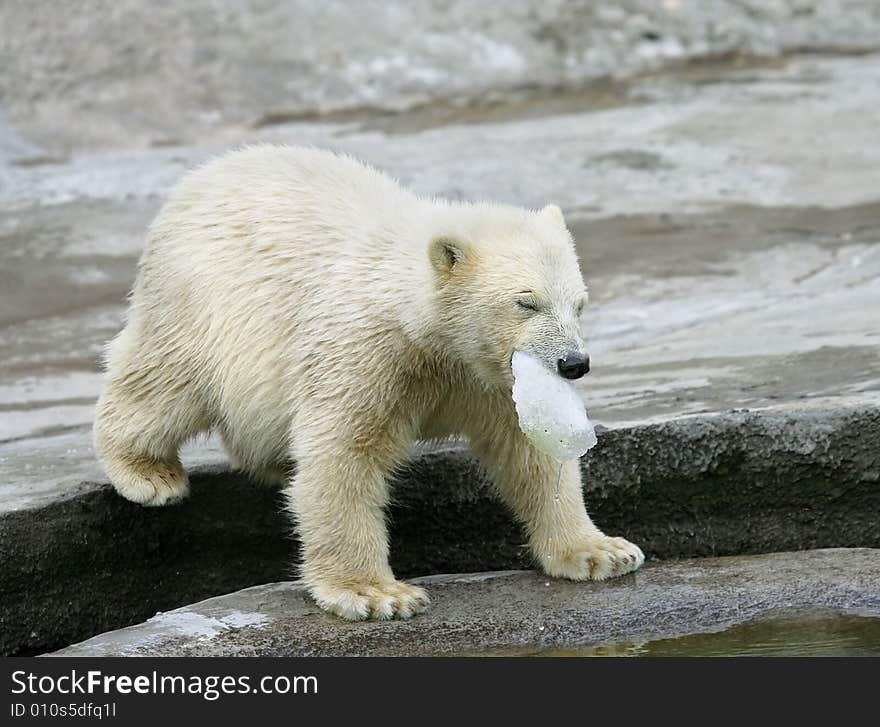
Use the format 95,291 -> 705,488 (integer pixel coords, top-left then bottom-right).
52,549 -> 880,656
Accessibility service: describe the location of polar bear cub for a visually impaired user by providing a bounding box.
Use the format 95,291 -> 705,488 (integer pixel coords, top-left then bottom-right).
94,145 -> 644,620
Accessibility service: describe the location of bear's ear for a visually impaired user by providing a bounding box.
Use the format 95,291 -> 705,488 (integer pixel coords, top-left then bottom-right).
540,204 -> 566,227
429,236 -> 470,277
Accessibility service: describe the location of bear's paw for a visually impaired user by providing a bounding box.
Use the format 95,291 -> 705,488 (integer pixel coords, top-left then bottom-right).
546,534 -> 645,581
106,455 -> 190,507
310,580 -> 430,621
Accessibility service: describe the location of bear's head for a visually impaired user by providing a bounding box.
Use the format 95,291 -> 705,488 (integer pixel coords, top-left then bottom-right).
429,203 -> 589,389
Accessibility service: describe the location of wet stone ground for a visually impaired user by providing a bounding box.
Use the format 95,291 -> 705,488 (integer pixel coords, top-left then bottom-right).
52,550 -> 880,657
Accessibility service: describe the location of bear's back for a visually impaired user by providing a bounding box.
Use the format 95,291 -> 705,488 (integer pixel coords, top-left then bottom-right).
154,145 -> 410,245
138,145 -> 423,296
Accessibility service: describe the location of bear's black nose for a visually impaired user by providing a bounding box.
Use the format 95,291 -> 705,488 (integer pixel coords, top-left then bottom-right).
557,352 -> 590,380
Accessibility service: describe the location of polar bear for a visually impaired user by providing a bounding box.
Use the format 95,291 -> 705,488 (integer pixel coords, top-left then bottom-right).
94,145 -> 644,620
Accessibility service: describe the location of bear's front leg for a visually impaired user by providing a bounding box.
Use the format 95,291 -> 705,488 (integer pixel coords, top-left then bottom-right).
474,431 -> 644,581
286,447 -> 429,621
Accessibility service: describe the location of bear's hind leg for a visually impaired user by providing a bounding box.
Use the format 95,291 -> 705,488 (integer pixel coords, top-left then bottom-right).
95,351 -> 209,507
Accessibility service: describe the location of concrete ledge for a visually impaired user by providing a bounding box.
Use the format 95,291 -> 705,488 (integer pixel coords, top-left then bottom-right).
52,549 -> 880,656
3,405 -> 880,655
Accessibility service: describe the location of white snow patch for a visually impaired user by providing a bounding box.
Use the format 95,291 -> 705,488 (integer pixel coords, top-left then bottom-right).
147,609 -> 270,640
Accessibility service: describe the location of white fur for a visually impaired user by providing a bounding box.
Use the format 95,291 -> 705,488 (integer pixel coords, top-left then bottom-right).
94,145 -> 643,621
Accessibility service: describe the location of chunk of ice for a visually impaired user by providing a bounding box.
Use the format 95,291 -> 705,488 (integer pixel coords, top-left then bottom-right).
511,350 -> 597,460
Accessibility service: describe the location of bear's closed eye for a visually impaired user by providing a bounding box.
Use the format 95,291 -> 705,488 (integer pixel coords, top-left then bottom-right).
516,297 -> 540,312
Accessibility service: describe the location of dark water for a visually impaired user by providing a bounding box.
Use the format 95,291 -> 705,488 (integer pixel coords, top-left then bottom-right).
535,610 -> 880,657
